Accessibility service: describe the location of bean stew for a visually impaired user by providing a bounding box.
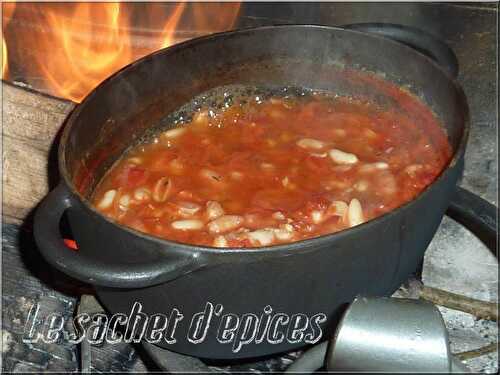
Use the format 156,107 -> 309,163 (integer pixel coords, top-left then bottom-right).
92,88 -> 452,248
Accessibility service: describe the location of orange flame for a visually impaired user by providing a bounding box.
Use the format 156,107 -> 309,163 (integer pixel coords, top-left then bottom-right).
2,36 -> 7,77
2,2 -> 240,102
39,3 -> 132,102
161,2 -> 187,49
2,2 -> 16,77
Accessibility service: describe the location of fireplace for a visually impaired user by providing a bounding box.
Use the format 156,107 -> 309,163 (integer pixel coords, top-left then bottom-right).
2,2 -> 240,101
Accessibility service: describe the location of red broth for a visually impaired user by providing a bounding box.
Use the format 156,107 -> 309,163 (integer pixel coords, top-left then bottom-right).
92,91 -> 452,248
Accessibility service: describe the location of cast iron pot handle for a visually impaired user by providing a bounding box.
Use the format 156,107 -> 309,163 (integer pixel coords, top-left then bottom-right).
342,23 -> 459,79
34,184 -> 201,288
447,186 -> 498,253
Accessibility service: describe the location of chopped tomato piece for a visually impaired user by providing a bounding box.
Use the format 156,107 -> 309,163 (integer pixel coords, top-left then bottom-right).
114,164 -> 148,188
63,239 -> 78,250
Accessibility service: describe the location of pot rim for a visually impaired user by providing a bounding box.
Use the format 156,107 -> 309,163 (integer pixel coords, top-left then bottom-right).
58,24 -> 471,255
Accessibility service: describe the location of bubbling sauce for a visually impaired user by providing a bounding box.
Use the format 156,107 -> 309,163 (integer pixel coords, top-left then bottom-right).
92,88 -> 452,248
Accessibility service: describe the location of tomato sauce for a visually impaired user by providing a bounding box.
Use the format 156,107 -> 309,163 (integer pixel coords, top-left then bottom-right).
92,90 -> 452,248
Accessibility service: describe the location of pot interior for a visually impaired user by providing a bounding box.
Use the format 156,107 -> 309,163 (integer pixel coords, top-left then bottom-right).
62,25 -> 467,199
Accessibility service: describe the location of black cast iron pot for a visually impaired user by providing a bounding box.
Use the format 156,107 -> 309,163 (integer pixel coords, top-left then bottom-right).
33,24 -> 494,359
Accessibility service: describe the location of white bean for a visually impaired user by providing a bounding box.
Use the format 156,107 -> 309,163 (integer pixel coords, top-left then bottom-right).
152,177 -> 172,202
379,172 -> 398,195
311,152 -> 328,158
133,188 -> 151,202
375,162 -> 389,169
207,215 -> 243,234
311,210 -> 325,224
328,149 -> 359,164
274,224 -> 294,241
118,194 -> 130,211
272,211 -> 286,220
127,157 -> 142,165
243,213 -> 267,228
171,220 -> 204,230
177,201 -> 201,217
260,163 -> 275,172
328,200 -> 348,217
347,199 -> 365,227
296,138 -> 326,150
226,228 -> 250,242
97,190 -> 116,210
322,179 -> 349,190
405,164 -> 424,177
247,229 -> 275,246
359,162 -> 389,173
213,235 -> 229,248
161,127 -> 186,139
206,201 -> 225,220
354,180 -> 369,192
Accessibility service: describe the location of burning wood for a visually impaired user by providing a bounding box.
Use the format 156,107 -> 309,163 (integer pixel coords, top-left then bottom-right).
2,82 -> 74,223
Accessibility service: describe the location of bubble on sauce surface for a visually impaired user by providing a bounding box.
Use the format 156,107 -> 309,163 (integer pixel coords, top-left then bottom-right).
151,84 -> 323,137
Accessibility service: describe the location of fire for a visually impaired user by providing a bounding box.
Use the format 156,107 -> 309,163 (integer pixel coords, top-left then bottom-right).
39,3 -> 131,102
1,2 -> 16,77
2,36 -> 6,77
2,2 -> 240,102
160,2 -> 187,49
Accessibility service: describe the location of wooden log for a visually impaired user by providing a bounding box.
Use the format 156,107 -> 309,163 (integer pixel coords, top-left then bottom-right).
420,285 -> 498,321
2,82 -> 74,223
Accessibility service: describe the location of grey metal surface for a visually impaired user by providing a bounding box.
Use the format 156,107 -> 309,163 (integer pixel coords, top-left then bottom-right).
286,297 -> 472,373
327,297 -> 452,372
